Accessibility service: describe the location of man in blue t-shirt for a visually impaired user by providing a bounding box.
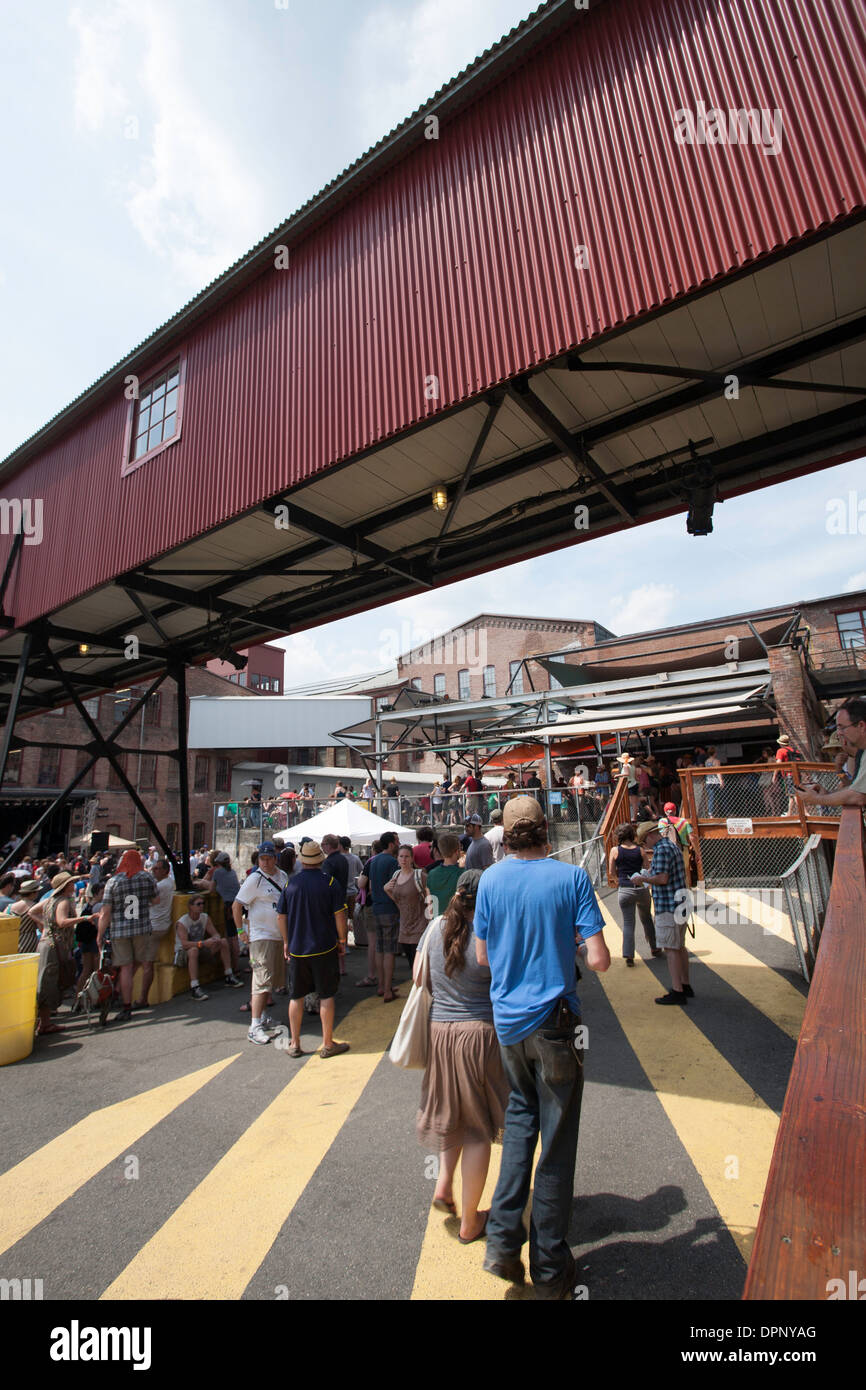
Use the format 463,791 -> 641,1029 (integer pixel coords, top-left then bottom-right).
277,840 -> 349,1060
474,796 -> 609,1298
357,830 -> 400,1002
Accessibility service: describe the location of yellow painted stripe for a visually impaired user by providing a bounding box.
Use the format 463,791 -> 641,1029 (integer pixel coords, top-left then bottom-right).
689,912 -> 806,1041
410,1144 -> 542,1301
710,887 -> 793,943
0,1054 -> 239,1258
598,900 -> 780,1262
102,996 -> 393,1300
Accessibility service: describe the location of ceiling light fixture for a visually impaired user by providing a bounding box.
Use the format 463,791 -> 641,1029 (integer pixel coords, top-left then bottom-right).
431,486 -> 448,512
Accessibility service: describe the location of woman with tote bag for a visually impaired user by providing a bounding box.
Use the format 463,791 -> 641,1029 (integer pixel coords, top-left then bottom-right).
411,870 -> 508,1245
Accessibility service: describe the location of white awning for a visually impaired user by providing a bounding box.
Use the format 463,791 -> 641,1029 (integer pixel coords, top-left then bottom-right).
533,693 -> 768,738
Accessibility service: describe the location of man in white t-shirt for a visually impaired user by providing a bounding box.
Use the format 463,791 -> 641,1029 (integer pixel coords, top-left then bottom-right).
233,841 -> 288,1045
132,859 -> 176,1009
484,808 -> 506,863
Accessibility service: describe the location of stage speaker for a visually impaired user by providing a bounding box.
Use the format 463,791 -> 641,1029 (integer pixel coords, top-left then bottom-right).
89,832 -> 109,853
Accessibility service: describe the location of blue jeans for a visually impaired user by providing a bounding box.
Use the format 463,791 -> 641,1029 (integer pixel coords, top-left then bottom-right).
487,1002 -> 584,1294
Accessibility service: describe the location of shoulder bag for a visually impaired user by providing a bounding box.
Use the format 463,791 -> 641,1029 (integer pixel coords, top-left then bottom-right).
389,920 -> 435,1070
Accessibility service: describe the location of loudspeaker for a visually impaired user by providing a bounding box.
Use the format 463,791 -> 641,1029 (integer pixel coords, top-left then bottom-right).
89,832 -> 109,854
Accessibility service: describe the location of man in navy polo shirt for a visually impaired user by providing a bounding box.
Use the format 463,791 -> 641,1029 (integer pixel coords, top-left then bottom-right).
474,796 -> 609,1299
277,840 -> 349,1059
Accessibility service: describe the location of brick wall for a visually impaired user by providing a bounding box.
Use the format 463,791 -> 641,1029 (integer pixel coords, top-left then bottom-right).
396,615 -> 600,700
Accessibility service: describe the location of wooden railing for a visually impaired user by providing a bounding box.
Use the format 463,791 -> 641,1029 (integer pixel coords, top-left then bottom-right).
678,763 -> 842,878
743,806 -> 866,1300
599,775 -> 632,885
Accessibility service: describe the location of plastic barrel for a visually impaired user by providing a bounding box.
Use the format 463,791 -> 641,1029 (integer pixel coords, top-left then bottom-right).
0,952 -> 39,1065
0,917 -> 20,956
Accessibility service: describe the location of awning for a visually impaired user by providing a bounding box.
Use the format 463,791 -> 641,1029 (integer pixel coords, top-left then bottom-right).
484,736 -> 620,769
532,698 -> 768,738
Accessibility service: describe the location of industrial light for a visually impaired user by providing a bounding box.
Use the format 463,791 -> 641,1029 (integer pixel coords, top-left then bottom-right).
431,486 -> 448,512
78,644 -> 90,654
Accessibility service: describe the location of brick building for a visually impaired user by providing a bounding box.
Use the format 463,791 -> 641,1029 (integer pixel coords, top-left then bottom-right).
396,614 -> 612,702
206,641 -> 285,693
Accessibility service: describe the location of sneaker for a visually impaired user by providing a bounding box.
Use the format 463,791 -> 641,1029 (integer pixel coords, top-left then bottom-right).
260,1013 -> 281,1033
682,984 -> 694,998
224,973 -> 244,989
191,985 -> 209,1001
655,989 -> 687,1005
114,1006 -> 132,1024
248,1023 -> 273,1045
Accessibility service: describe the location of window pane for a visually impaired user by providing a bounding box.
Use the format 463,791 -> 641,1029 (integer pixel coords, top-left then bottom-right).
137,405 -> 151,433
151,378 -> 166,400
167,369 -> 179,390
162,413 -> 176,440
134,433 -> 149,459
165,388 -> 178,418
148,420 -> 164,449
150,393 -> 165,423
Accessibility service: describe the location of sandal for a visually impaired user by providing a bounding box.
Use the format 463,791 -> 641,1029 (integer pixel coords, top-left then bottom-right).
433,1197 -> 457,1216
37,1022 -> 64,1035
355,976 -> 378,988
458,1211 -> 489,1245
382,991 -> 400,1004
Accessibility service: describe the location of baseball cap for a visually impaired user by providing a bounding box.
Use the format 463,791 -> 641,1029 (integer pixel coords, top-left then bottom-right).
299,840 -> 324,866
257,841 -> 277,855
464,813 -> 483,825
503,795 -> 544,832
489,808 -> 503,823
663,802 -> 677,814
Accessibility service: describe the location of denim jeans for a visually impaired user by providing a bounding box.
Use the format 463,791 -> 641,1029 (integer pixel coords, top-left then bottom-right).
487,1001 -> 584,1294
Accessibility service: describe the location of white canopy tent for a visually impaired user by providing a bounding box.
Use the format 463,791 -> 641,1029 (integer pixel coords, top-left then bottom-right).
286,798 -> 417,846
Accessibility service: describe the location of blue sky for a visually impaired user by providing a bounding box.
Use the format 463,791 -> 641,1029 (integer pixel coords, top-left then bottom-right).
1,1 -> 863,686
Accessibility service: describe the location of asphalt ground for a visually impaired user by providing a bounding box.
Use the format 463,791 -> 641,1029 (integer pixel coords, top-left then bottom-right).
0,887 -> 807,1304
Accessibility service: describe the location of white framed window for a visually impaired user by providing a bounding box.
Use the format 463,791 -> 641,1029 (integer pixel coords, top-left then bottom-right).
458,669 -> 471,701
434,674 -> 445,697
122,357 -> 184,477
483,665 -> 496,698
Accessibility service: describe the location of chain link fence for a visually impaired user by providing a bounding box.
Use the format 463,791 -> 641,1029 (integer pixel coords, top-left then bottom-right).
547,835 -> 606,890
686,764 -> 842,822
779,835 -> 833,982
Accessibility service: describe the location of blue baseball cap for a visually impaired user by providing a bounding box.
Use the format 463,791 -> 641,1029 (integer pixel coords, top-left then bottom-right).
257,841 -> 277,855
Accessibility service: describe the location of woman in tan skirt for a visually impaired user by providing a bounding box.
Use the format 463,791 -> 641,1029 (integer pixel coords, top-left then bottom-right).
414,869 -> 509,1245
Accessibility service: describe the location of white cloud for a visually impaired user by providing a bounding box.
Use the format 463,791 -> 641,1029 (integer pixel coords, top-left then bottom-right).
68,1 -> 267,286
352,0 -> 531,147
607,584 -> 678,635
844,571 -> 866,591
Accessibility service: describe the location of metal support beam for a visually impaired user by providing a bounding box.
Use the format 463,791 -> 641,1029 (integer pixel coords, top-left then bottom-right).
567,356 -> 866,397
431,394 -> 502,564
0,757 -> 100,874
122,587 -> 172,645
0,630 -> 31,787
269,501 -> 432,589
171,662 -> 192,892
507,380 -> 635,523
0,529 -> 23,624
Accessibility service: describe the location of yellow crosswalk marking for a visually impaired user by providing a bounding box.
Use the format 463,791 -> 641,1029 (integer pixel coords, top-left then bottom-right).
410,1145 -> 542,1300
0,1054 -> 239,1259
598,900 -> 780,1261
102,996 -> 395,1300
689,912 -> 805,1041
710,887 -> 793,942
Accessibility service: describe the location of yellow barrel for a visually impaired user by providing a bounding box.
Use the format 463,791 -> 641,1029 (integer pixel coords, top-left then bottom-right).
0,916 -> 20,956
0,952 -> 39,1065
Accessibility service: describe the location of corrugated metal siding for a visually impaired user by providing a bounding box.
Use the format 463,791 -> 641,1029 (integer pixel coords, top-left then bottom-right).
5,0 -> 866,626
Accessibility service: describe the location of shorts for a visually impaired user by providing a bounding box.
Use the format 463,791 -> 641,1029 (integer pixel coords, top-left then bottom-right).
112,934 -> 156,966
373,914 -> 400,955
653,912 -> 687,951
250,938 -> 283,994
289,948 -> 340,1001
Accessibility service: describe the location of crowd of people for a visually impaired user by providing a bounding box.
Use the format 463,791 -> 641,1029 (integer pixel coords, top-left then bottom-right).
3,700 -> 864,1297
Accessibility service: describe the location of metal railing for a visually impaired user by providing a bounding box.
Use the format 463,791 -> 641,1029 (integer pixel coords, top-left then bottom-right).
779,834 -> 833,983
547,834 -> 606,890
